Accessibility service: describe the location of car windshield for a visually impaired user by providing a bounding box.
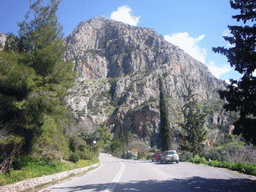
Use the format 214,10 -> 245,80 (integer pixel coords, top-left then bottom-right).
168,151 -> 176,155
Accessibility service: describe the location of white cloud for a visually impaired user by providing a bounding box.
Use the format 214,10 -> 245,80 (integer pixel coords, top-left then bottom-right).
164,32 -> 206,63
110,5 -> 141,26
207,61 -> 231,79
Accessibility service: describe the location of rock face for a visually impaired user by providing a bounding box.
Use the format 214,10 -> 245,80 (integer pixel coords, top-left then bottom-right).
63,17 -> 232,147
0,18 -> 233,148
0,33 -> 6,51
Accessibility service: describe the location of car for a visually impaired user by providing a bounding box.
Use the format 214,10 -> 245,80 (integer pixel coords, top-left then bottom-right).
151,152 -> 163,162
160,150 -> 179,164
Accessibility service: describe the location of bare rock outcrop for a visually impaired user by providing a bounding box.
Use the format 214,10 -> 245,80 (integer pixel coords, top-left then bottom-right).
64,17 -> 231,144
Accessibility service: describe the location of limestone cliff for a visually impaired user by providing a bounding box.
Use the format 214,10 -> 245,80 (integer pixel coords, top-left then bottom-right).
0,33 -> 6,51
64,17 -> 234,147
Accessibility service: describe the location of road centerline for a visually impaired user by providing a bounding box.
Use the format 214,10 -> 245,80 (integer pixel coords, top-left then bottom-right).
104,162 -> 125,192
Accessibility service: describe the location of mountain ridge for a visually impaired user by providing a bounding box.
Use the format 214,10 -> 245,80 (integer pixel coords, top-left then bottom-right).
0,17 -> 232,147
64,17 -> 232,148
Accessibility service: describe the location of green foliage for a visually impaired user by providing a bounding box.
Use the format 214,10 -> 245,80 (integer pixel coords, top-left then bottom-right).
212,0 -> 256,145
179,85 -> 207,157
0,157 -> 98,186
159,77 -> 172,151
188,157 -> 208,164
12,156 -> 33,170
110,140 -> 122,155
68,152 -> 80,163
179,152 -> 193,162
0,0 -> 76,173
188,158 -> 256,176
69,136 -> 86,152
138,151 -> 146,160
96,124 -> 112,146
77,151 -> 94,160
30,115 -> 70,161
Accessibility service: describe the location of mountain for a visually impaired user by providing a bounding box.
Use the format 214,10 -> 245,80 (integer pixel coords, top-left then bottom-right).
0,33 -> 6,51
64,17 -> 233,147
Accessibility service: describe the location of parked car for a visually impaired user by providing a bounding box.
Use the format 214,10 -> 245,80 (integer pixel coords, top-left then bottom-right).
160,150 -> 179,164
152,152 -> 163,162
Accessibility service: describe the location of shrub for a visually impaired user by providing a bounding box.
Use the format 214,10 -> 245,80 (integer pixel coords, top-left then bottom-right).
12,156 -> 35,170
188,157 -> 207,164
138,151 -> 146,159
208,150 -> 222,161
188,157 -> 256,176
179,152 -> 193,162
78,151 -> 94,160
208,160 -> 220,167
69,152 -> 80,163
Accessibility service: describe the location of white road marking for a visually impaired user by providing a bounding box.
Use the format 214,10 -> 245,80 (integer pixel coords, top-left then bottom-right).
104,162 -> 125,192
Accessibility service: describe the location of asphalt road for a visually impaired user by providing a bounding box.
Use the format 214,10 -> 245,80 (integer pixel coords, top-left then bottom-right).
42,153 -> 256,192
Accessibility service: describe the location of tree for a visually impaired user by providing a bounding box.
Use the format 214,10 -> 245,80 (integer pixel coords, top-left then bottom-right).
212,0 -> 256,145
159,77 -> 172,151
179,86 -> 207,158
0,0 -> 76,173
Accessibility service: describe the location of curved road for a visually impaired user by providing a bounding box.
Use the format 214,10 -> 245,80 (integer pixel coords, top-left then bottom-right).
42,153 -> 256,192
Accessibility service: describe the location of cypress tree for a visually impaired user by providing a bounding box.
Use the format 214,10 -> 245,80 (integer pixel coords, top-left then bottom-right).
159,77 -> 172,151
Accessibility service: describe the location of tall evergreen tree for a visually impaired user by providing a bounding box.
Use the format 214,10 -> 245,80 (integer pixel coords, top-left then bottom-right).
159,77 -> 172,151
212,0 -> 256,145
179,85 -> 207,158
0,0 -> 76,173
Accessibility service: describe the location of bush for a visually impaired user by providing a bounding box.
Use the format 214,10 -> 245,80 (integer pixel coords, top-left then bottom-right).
138,151 -> 146,159
179,152 -> 193,162
188,157 -> 256,176
12,156 -> 34,170
78,151 -> 94,160
188,157 -> 207,164
69,152 -> 80,163
208,160 -> 220,167
208,150 -> 222,161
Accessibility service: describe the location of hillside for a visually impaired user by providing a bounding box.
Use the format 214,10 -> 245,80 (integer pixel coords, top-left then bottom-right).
64,17 -> 234,148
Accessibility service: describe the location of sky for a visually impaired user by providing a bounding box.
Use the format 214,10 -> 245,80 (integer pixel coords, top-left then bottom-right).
0,0 -> 250,82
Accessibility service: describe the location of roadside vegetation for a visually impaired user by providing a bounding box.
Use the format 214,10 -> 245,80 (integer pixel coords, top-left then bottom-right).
188,156 -> 256,176
0,157 -> 98,186
0,0 -> 106,186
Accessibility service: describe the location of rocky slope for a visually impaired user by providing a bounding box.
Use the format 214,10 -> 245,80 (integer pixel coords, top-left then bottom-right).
64,17 -> 233,147
0,33 -> 6,51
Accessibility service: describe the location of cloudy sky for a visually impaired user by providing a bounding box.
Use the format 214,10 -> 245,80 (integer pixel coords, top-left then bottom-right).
0,0 -> 249,81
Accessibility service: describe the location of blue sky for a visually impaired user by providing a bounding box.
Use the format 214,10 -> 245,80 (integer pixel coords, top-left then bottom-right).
0,0 -> 249,81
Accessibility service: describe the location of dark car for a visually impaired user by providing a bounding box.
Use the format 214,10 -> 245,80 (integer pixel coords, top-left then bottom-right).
152,152 -> 163,162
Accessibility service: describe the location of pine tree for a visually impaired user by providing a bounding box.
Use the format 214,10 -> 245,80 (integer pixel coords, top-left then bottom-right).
212,0 -> 256,145
0,0 -> 76,173
179,85 -> 207,158
159,77 -> 172,151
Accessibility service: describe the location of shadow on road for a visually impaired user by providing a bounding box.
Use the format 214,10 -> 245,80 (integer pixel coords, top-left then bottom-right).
51,176 -> 255,192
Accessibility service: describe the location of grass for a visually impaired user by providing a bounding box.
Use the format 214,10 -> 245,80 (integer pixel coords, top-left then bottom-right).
0,158 -> 99,186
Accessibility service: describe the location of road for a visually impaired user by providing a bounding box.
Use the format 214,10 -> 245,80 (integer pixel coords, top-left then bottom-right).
42,153 -> 256,192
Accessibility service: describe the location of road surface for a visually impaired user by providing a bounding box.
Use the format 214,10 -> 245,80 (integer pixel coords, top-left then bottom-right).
42,153 -> 256,192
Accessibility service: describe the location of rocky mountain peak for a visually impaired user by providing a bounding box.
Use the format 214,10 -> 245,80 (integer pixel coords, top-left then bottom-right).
0,33 -> 6,51
64,17 -> 232,148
